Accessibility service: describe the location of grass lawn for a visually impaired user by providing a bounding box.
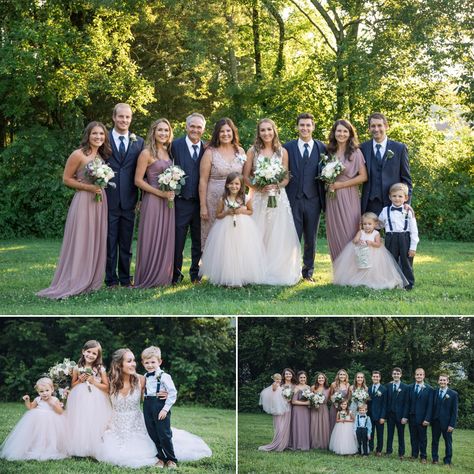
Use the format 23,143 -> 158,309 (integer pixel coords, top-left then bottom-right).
0,403 -> 235,473
238,412 -> 473,473
0,238 -> 472,314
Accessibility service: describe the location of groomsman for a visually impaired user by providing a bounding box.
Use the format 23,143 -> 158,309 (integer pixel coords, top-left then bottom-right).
105,103 -> 144,287
402,368 -> 433,463
171,113 -> 206,284
367,371 -> 386,456
431,374 -> 458,466
284,113 -> 326,282
360,113 -> 412,216
385,367 -> 409,459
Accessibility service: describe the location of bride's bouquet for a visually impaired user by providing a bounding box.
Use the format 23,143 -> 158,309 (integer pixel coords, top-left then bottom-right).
252,156 -> 287,208
317,154 -> 345,198
281,386 -> 294,401
48,358 -> 77,400
157,165 -> 187,208
85,156 -> 116,202
352,388 -> 369,406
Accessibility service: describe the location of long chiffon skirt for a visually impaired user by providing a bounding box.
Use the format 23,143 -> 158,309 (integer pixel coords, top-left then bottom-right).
258,410 -> 292,452
310,405 -> 330,449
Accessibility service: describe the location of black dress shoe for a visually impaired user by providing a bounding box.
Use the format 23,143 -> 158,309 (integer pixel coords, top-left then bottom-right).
405,285 -> 413,291
303,276 -> 315,283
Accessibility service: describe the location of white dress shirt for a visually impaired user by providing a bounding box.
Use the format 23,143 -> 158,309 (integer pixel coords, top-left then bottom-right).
145,369 -> 177,413
112,128 -> 129,152
373,136 -> 388,157
186,135 -> 201,158
297,138 -> 314,158
379,206 -> 419,251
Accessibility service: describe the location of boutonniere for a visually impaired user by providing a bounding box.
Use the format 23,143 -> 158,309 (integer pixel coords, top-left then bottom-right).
236,153 -> 247,165
376,390 -> 382,397
445,394 -> 450,399
129,133 -> 137,143
386,149 -> 395,159
397,388 -> 402,392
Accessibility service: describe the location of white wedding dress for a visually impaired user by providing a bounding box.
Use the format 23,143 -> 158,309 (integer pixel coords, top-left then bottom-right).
96,388 -> 212,468
250,152 -> 302,285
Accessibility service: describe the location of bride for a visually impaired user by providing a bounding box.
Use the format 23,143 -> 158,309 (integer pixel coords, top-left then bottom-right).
96,348 -> 212,468
243,118 -> 302,285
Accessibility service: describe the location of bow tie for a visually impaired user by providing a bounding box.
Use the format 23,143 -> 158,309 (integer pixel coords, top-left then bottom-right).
391,206 -> 403,212
146,372 -> 156,378
359,415 -> 366,418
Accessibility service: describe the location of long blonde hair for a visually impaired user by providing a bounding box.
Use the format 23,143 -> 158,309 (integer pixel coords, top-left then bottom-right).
252,118 -> 282,157
146,118 -> 174,159
108,348 -> 140,396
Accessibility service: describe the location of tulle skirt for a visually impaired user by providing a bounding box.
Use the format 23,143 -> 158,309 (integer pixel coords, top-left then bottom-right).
333,243 -> 408,289
0,408 -> 67,460
65,382 -> 112,457
199,215 -> 266,287
173,428 -> 213,461
259,386 -> 290,415
329,421 -> 358,455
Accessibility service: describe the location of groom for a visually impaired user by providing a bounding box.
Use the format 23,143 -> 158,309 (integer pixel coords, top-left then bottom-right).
360,112 -> 412,216
105,103 -> 144,287
284,113 -> 326,282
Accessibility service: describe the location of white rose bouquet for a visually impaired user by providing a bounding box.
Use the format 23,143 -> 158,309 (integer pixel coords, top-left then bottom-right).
48,358 -> 77,400
78,367 -> 94,392
352,388 -> 369,405
281,386 -> 294,401
311,391 -> 326,409
225,199 -> 241,227
252,156 -> 287,208
331,391 -> 344,408
84,156 -> 116,202
317,154 -> 345,198
157,165 -> 187,209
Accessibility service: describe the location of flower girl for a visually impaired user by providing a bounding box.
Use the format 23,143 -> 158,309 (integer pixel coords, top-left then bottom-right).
66,340 -> 112,457
329,399 -> 358,455
0,377 -> 67,460
333,212 -> 407,289
199,172 -> 266,286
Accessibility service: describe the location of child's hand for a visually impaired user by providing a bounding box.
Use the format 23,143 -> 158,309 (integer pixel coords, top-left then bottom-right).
158,409 -> 167,420
22,394 -> 30,402
408,250 -> 416,257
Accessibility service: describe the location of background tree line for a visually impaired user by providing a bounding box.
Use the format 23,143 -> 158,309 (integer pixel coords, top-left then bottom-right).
0,0 -> 472,240
238,317 -> 474,428
0,317 -> 235,409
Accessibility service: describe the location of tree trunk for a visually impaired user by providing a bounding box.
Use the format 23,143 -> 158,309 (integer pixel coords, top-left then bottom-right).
252,0 -> 262,80
262,0 -> 285,76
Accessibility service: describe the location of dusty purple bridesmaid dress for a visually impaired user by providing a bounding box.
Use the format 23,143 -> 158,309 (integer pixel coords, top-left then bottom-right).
310,388 -> 330,449
290,389 -> 311,451
37,163 -> 107,299
134,159 -> 175,288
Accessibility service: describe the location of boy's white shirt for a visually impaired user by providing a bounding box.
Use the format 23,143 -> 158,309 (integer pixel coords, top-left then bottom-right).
378,206 -> 419,251
145,368 -> 177,413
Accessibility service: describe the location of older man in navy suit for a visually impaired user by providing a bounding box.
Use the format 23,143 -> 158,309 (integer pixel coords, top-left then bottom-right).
171,113 -> 206,284
361,113 -> 412,216
105,103 -> 144,287
283,113 -> 326,282
402,368 -> 433,464
367,370 -> 387,456
385,367 -> 409,459
431,374 -> 458,466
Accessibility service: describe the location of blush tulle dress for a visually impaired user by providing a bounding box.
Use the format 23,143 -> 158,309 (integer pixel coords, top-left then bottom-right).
0,397 -> 67,461
96,387 -> 212,468
332,230 -> 407,289
329,411 -> 358,455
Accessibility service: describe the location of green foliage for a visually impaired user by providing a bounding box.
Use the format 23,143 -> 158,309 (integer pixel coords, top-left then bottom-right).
0,317 -> 235,409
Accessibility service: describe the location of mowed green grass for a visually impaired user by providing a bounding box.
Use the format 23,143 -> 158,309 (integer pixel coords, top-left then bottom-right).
238,412 -> 473,473
0,238 -> 472,314
0,403 -> 235,473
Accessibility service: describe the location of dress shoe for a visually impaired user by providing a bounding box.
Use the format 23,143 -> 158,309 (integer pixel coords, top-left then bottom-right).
155,459 -> 165,468
399,456 -> 404,460
432,461 -> 439,464
166,461 -> 177,469
303,276 -> 315,283
421,458 -> 427,464
376,452 -> 382,457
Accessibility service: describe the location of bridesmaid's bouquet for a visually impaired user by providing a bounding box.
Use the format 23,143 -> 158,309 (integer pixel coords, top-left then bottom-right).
157,165 -> 187,209
281,386 -> 294,401
48,358 -> 77,400
330,391 -> 344,409
352,388 -> 369,406
85,156 -> 116,202
252,156 -> 287,208
311,391 -> 326,409
317,154 -> 345,198
78,367 -> 94,392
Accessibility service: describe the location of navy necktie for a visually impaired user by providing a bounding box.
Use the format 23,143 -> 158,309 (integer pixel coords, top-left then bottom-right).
192,144 -> 199,161
119,136 -> 126,158
391,206 -> 403,212
303,143 -> 309,161
439,390 -> 444,399
375,143 -> 382,162
415,384 -> 420,394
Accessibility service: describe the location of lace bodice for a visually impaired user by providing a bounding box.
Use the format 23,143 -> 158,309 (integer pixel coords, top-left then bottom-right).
252,150 -> 283,173
360,230 -> 378,242
106,387 -> 148,445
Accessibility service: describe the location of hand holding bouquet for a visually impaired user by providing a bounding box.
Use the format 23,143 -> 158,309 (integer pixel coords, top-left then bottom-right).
78,367 -> 94,392
317,154 -> 345,198
157,165 -> 186,208
48,358 -> 77,400
281,386 -> 294,401
352,388 -> 369,405
85,156 -> 116,202
252,156 -> 287,208
226,199 -> 241,227
331,391 -> 344,408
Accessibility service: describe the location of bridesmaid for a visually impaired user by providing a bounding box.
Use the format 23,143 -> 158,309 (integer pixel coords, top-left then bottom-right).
329,369 -> 351,432
134,119 -> 175,288
37,122 -> 111,299
258,368 -> 296,452
290,371 -> 311,451
325,119 -> 368,261
349,371 -> 369,414
198,118 -> 245,248
310,372 -> 331,450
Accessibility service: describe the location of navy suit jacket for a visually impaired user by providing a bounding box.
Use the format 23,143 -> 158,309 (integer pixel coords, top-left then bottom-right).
360,138 -> 412,212
367,384 -> 387,420
170,136 -> 205,200
385,381 -> 409,421
432,388 -> 458,430
105,131 -> 144,211
404,383 -> 433,424
283,139 -> 326,210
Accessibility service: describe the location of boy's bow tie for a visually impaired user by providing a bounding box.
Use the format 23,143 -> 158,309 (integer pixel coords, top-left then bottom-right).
391,206 -> 403,212
146,372 -> 156,377
359,415 -> 366,418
